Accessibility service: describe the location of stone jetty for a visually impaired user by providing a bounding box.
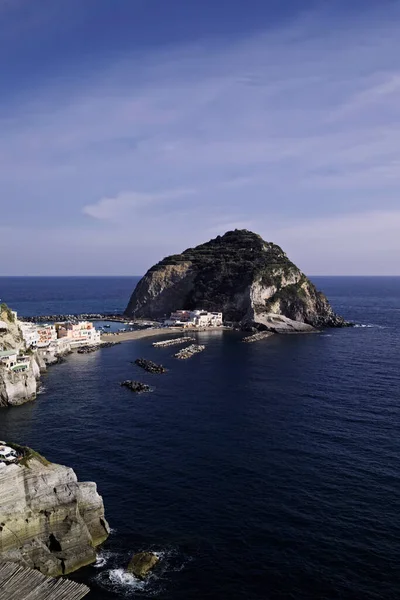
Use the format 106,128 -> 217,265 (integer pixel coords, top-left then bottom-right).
242,331 -> 274,343
134,358 -> 167,374
77,341 -> 120,354
153,336 -> 195,347
120,380 -> 151,393
174,344 -> 205,359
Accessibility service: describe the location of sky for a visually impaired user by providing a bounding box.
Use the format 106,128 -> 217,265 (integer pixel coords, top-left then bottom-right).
1,0 -> 400,276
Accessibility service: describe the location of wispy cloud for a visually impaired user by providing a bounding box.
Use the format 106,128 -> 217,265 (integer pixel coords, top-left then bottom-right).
83,188 -> 196,221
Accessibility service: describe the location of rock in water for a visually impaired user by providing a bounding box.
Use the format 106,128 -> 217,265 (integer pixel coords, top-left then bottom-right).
0,444 -> 110,576
134,358 -> 167,374
120,380 -> 151,393
127,551 -> 159,578
124,229 -> 347,332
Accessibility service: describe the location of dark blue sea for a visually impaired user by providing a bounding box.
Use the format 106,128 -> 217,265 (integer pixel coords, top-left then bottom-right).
0,276 -> 399,600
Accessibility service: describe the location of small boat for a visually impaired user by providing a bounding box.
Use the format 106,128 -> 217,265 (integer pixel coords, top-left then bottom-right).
103,324 -> 111,328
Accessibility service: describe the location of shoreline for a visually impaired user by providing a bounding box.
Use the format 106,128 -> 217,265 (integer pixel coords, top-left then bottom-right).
101,326 -> 231,343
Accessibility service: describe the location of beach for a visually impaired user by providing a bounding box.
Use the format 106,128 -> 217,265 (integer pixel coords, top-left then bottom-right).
101,326 -> 230,343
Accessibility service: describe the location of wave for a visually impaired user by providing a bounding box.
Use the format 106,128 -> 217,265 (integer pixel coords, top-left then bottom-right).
353,323 -> 386,329
94,551 -> 114,568
37,385 -> 47,395
95,567 -> 160,597
108,568 -> 149,591
93,545 -> 191,596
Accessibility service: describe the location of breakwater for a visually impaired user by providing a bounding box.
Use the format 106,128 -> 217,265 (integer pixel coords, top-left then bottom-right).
77,341 -> 120,354
174,344 -> 205,359
153,336 -> 195,347
21,313 -> 128,323
243,331 -> 274,343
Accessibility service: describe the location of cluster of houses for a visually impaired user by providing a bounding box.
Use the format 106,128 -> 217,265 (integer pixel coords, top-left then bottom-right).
18,320 -> 101,350
0,442 -> 19,465
0,311 -> 101,373
164,309 -> 223,328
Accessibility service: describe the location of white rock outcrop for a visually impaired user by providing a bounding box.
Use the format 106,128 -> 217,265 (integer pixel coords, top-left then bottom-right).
0,359 -> 40,406
0,452 -> 110,576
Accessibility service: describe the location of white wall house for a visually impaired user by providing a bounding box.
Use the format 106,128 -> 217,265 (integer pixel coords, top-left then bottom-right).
165,309 -> 223,328
19,322 -> 40,348
0,349 -> 29,372
57,321 -> 101,347
0,350 -> 18,370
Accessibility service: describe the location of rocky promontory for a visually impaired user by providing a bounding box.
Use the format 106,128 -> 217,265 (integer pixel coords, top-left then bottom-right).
125,230 -> 347,332
0,443 -> 109,576
0,306 -> 43,407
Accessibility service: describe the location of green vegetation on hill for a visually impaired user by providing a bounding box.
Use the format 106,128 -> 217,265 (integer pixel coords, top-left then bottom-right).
126,229 -> 346,327
0,303 -> 14,322
7,442 -> 50,467
149,230 -> 299,313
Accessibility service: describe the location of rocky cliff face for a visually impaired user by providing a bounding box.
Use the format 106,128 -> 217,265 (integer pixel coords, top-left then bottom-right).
0,307 -> 42,407
0,361 -> 40,407
125,230 -> 346,332
0,446 -> 109,576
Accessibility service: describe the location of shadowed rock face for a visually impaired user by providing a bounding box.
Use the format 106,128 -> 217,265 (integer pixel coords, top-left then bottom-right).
0,452 -> 110,576
125,230 -> 347,331
127,552 -> 159,578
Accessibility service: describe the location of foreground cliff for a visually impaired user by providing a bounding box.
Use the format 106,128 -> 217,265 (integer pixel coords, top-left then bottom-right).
0,444 -> 110,576
125,230 -> 346,332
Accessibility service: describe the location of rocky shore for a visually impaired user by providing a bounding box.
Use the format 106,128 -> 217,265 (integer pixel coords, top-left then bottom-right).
0,443 -> 109,576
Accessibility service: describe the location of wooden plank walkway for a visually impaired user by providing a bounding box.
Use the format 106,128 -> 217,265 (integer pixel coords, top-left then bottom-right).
0,562 -> 89,600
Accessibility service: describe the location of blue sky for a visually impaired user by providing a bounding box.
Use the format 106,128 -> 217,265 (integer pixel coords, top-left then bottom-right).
1,0 -> 400,275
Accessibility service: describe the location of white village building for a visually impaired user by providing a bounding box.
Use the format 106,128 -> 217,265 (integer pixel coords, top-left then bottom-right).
164,309 -> 223,328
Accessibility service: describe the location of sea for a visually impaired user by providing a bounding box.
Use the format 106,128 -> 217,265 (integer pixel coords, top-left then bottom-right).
0,276 -> 399,600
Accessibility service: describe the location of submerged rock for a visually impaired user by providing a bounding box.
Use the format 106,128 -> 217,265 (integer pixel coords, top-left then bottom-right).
127,551 -> 159,579
134,358 -> 167,374
120,380 -> 151,393
124,229 -> 348,332
0,443 -> 110,576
